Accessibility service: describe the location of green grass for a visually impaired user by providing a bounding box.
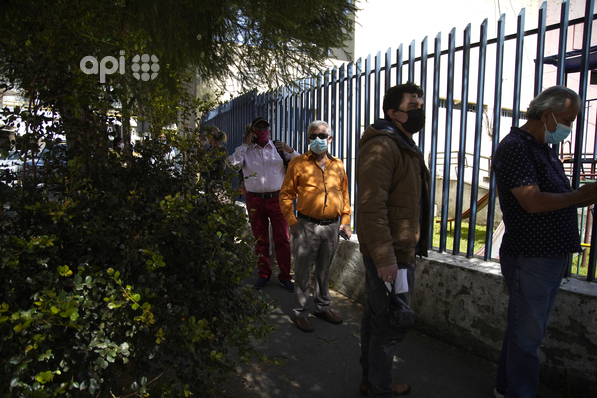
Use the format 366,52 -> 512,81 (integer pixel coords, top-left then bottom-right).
432,218 -> 488,254
432,217 -> 594,278
571,250 -> 591,277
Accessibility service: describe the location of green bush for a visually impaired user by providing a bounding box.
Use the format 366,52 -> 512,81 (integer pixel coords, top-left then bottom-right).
0,136 -> 272,397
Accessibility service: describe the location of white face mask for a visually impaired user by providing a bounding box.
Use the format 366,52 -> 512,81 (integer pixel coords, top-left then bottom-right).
544,113 -> 572,144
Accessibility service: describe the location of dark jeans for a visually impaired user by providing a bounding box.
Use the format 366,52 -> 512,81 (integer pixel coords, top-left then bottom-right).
360,255 -> 415,398
496,253 -> 568,398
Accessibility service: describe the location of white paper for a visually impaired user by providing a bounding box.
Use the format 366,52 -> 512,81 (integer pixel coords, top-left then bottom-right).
384,268 -> 408,294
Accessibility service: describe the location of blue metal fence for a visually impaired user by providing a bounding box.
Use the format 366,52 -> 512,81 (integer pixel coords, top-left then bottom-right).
204,1 -> 597,281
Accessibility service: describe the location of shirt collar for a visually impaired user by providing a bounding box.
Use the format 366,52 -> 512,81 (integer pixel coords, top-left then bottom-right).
250,140 -> 274,149
307,149 -> 334,161
511,126 -> 544,146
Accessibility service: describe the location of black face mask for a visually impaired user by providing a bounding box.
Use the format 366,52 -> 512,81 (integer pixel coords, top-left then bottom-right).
398,108 -> 426,134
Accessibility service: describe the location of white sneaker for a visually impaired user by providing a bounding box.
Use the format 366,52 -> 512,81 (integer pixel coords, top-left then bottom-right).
493,388 -> 505,398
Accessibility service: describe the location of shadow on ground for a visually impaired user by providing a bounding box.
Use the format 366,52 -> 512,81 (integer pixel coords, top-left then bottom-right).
214,259 -> 564,398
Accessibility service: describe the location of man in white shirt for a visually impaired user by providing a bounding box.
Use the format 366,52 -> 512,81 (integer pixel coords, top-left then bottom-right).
228,117 -> 299,291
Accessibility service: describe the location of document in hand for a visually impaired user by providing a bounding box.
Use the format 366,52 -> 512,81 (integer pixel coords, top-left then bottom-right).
384,268 -> 408,294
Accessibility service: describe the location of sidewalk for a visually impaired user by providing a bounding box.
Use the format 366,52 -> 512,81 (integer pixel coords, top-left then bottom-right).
215,269 -> 565,398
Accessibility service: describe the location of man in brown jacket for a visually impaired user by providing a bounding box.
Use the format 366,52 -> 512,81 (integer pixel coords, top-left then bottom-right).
356,82 -> 431,397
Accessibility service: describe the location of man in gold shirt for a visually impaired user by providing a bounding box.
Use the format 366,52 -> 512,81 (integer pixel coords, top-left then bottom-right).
279,120 -> 352,333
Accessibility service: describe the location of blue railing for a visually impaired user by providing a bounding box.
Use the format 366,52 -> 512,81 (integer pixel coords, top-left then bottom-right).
204,1 -> 597,282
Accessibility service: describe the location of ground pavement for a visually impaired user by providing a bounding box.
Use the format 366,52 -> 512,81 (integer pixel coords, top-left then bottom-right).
214,266 -> 565,398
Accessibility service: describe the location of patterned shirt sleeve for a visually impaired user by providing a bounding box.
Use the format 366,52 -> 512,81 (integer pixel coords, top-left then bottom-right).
494,137 -> 537,191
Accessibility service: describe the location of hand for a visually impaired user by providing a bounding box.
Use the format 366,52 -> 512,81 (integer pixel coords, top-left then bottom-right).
289,223 -> 297,235
275,141 -> 293,153
244,132 -> 255,145
575,181 -> 597,207
339,224 -> 352,240
377,264 -> 398,283
578,181 -> 597,199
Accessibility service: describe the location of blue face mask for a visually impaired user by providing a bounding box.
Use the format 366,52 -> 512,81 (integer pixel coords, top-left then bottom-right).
309,137 -> 328,154
544,113 -> 572,144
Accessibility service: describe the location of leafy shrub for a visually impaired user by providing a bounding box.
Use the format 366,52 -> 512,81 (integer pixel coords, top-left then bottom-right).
0,135 -> 272,397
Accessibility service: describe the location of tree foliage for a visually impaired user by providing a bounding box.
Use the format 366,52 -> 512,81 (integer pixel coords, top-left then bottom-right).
0,0 -> 357,395
120,0 -> 358,88
1,127 -> 275,397
0,0 -> 358,99
0,0 -> 357,156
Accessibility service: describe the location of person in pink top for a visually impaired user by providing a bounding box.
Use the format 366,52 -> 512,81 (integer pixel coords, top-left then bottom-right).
228,117 -> 299,291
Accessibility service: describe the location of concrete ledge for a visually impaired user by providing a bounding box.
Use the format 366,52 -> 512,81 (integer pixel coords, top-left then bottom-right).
329,236 -> 597,398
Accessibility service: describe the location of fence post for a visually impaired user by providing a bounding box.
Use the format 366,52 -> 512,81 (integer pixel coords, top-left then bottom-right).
467,19 -> 488,258
453,24 -> 472,255
428,32 -> 442,249
484,13 -> 506,261
439,28 -> 456,253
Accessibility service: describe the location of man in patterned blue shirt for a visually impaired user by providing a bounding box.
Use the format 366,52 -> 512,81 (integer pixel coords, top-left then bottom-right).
492,86 -> 597,398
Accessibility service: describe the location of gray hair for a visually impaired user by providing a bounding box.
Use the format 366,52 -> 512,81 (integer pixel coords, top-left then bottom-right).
526,86 -> 582,120
307,120 -> 331,135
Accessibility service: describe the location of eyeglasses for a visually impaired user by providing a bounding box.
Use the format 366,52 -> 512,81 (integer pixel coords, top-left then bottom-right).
308,133 -> 329,140
253,125 -> 269,131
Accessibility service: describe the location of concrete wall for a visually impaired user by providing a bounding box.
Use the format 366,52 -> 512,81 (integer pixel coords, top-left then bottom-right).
329,238 -> 597,397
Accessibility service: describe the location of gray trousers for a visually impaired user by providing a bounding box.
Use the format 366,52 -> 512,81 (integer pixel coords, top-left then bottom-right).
292,218 -> 340,317
360,255 -> 415,397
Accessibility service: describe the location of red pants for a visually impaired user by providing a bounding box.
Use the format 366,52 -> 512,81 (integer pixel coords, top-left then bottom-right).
245,193 -> 292,281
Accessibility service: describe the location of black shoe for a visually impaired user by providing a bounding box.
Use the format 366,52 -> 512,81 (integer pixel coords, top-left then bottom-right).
254,277 -> 269,289
279,280 -> 294,292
